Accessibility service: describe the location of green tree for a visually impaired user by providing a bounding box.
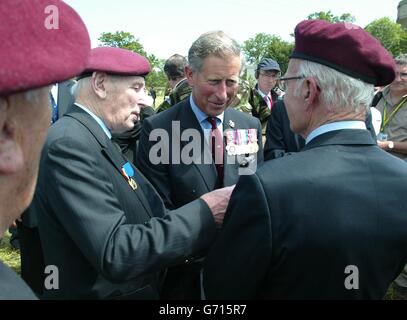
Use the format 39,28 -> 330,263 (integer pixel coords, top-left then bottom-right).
307,11 -> 355,23
242,33 -> 294,73
98,31 -> 147,56
144,54 -> 167,90
98,31 -> 167,91
365,17 -> 407,57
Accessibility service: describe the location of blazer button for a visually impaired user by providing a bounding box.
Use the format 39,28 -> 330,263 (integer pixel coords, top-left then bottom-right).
192,189 -> 196,194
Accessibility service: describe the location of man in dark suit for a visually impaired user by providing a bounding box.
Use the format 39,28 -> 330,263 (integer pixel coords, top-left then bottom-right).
204,20 -> 407,299
264,100 -> 305,160
137,31 -> 263,299
31,47 -> 233,300
0,0 -> 91,299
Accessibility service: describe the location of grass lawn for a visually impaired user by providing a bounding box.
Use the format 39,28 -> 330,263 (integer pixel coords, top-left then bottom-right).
154,94 -> 165,109
0,231 -> 21,274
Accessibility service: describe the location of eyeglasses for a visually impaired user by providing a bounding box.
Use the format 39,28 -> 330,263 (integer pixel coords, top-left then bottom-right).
395,72 -> 407,79
278,75 -> 305,91
259,71 -> 279,79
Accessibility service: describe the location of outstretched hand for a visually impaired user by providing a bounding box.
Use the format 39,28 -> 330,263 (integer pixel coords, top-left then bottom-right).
200,185 -> 235,226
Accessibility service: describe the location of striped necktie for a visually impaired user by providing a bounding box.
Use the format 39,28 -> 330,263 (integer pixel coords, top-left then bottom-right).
49,91 -> 58,124
207,117 -> 224,186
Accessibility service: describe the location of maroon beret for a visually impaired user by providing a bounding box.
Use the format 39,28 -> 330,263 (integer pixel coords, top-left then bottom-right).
0,0 -> 91,96
291,20 -> 396,86
78,47 -> 151,79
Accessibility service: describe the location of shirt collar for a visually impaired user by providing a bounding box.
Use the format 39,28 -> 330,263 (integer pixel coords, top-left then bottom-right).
174,78 -> 187,90
51,84 -> 58,102
256,84 -> 270,99
306,121 -> 366,145
189,95 -> 224,129
75,103 -> 112,139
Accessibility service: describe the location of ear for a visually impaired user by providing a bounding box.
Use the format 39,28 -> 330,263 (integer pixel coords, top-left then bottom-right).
91,72 -> 108,99
0,97 -> 24,174
302,78 -> 320,112
184,65 -> 194,87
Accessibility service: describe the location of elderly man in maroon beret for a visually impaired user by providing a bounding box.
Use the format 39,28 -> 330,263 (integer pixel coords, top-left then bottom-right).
204,20 -> 407,299
0,0 -> 90,299
28,46 -> 233,299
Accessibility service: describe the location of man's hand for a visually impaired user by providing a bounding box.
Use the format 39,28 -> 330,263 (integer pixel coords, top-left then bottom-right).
377,140 -> 393,151
200,185 -> 235,226
9,217 -> 22,228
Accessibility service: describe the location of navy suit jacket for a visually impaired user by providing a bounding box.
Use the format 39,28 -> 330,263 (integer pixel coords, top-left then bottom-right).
32,105 -> 217,299
264,100 -> 305,160
204,129 -> 407,299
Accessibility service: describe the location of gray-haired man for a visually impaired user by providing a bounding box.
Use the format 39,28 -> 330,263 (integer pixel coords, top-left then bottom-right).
137,30 -> 264,299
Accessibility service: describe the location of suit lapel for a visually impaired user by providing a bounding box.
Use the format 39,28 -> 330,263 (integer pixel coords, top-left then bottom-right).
179,101 -> 217,190
66,105 -> 154,218
103,142 -> 154,219
57,80 -> 75,118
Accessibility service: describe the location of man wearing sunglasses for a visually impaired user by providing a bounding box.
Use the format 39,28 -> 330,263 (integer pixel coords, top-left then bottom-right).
204,20 -> 407,299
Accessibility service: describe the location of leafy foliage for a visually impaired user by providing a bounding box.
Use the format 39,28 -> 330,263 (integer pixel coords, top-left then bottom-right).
98,31 -> 147,56
365,17 -> 407,57
242,33 -> 294,74
0,233 -> 20,274
99,12 -> 405,89
307,11 -> 356,23
98,31 -> 167,89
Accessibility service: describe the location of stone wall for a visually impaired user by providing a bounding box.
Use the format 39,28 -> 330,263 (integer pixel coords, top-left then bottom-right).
398,0 -> 407,29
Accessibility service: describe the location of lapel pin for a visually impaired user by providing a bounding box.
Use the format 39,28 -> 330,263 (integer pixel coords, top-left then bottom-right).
228,120 -> 235,128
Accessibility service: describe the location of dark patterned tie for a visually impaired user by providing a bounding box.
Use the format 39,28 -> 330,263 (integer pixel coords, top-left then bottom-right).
49,91 -> 58,124
207,117 -> 224,185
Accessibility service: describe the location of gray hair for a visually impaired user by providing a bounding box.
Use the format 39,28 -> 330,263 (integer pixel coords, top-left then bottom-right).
294,60 -> 374,113
188,31 -> 241,73
164,54 -> 188,80
72,73 -> 123,99
395,54 -> 407,66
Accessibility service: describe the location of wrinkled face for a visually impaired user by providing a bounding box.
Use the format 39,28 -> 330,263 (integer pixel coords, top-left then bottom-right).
186,55 -> 241,117
257,69 -> 279,94
390,64 -> 407,94
0,87 -> 51,232
283,60 -> 308,135
103,76 -> 146,134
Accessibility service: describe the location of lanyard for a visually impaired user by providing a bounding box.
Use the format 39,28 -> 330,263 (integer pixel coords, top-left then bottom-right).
380,96 -> 407,132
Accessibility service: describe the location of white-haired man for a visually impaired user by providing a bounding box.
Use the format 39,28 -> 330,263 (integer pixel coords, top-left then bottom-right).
204,20 -> 407,299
